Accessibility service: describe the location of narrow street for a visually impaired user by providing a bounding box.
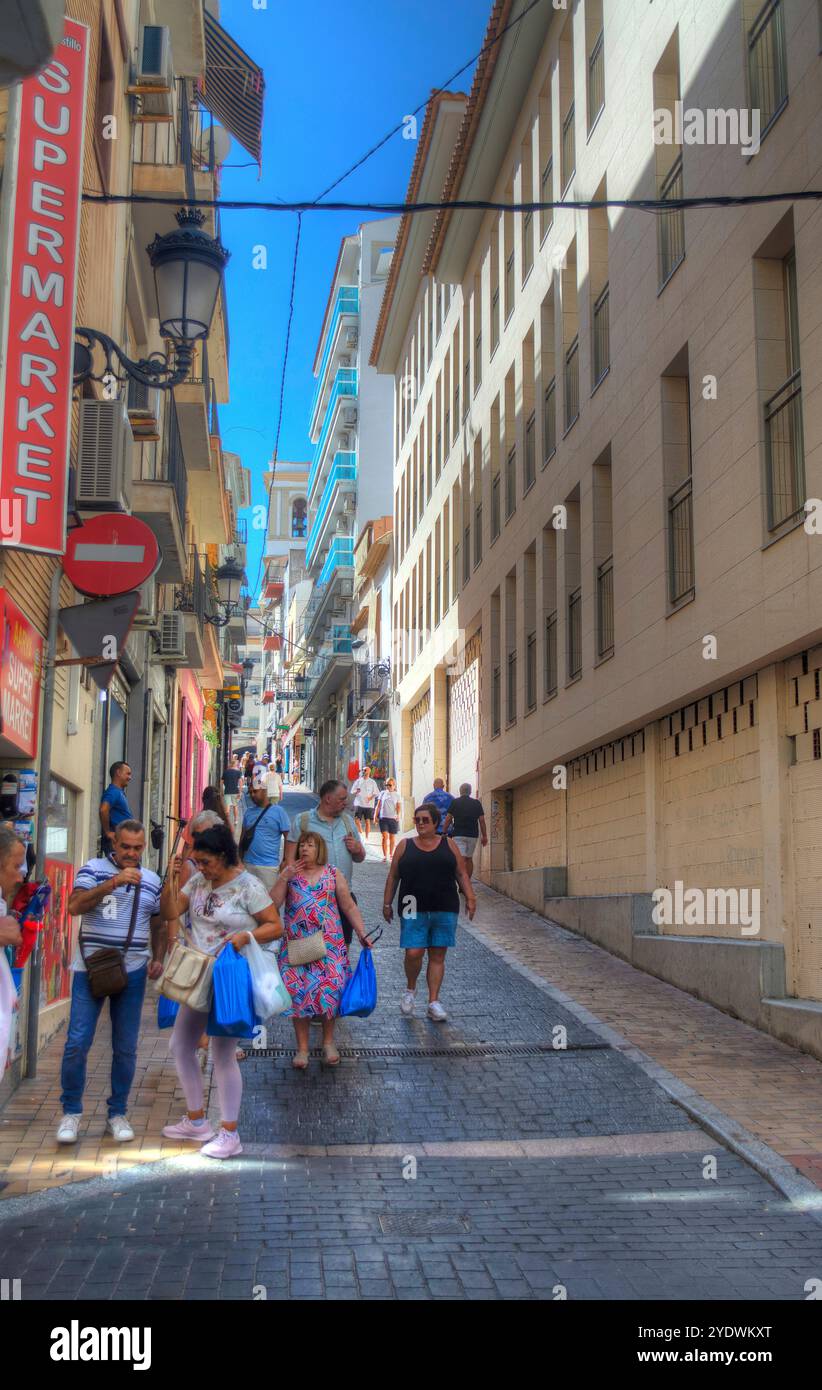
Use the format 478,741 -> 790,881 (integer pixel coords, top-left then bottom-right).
2,797 -> 822,1301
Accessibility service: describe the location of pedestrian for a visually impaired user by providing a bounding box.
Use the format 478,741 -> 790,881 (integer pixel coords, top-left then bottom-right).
266,761 -> 284,805
271,831 -> 370,1070
221,755 -> 244,836
56,820 -> 164,1144
159,822 -> 283,1159
0,827 -> 25,1075
351,765 -> 379,841
202,785 -> 231,826
375,777 -> 401,862
275,757 -> 284,776
98,761 -> 133,855
423,776 -> 453,833
283,779 -> 365,944
442,782 -> 488,880
239,778 -> 291,894
383,802 -> 475,1022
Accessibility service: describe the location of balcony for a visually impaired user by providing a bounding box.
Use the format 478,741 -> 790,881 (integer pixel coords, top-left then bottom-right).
658,154 -> 685,290
303,638 -> 354,718
765,369 -> 804,530
173,550 -> 223,684
305,452 -> 357,570
303,540 -> 355,648
319,536 -> 354,588
308,369 -> 358,504
309,286 -> 360,438
133,397 -> 188,582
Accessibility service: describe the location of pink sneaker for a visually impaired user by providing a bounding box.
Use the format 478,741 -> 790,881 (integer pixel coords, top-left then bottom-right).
200,1128 -> 243,1160
162,1116 -> 216,1143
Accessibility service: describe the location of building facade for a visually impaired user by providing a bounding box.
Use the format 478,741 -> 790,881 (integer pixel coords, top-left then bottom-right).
301,218 -> 399,789
373,0 -> 822,1055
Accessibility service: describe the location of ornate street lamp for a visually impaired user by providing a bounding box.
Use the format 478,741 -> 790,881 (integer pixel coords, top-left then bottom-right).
73,208 -> 230,390
205,556 -> 247,628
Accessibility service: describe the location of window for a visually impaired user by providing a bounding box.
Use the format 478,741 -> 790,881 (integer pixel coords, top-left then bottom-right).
564,336 -> 579,432
587,26 -> 604,132
492,664 -> 501,735
540,157 -> 554,242
474,499 -> 483,568
474,329 -> 482,393
523,211 -> 534,281
765,250 -> 804,530
658,154 -> 684,289
596,556 -> 614,659
505,249 -> 515,323
592,282 -> 610,387
491,472 -> 501,539
463,521 -> 471,583
524,412 -> 536,491
747,0 -> 788,140
506,649 -> 517,723
491,287 -> 500,353
544,611 -> 558,697
526,630 -> 537,711
543,378 -> 557,464
505,447 -> 516,520
561,101 -> 575,192
668,478 -> 694,603
464,357 -> 471,418
568,586 -> 582,679
291,498 -> 307,538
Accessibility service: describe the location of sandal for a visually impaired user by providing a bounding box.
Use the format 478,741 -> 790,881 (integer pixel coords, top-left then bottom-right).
235,1047 -> 246,1062
322,1044 -> 341,1067
292,1051 -> 310,1070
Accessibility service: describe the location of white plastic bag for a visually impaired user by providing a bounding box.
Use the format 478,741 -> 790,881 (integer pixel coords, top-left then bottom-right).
243,934 -> 290,1018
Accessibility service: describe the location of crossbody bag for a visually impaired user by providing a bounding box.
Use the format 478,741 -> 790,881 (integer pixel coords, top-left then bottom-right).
80,877 -> 142,1000
238,802 -> 272,858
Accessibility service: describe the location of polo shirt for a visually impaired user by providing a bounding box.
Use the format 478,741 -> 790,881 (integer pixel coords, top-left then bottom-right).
287,807 -> 359,884
100,784 -> 132,829
241,801 -> 291,866
424,788 -> 454,831
446,795 -> 485,837
71,857 -> 162,973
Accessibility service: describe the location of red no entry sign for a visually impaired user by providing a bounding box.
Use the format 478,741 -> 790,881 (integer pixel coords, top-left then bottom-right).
63,514 -> 160,597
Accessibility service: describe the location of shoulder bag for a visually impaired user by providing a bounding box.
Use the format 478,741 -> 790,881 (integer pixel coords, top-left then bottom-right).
239,802 -> 271,858
80,878 -> 142,1000
159,938 -> 215,1012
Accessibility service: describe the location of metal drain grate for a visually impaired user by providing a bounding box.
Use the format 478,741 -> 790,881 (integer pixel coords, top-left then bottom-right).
245,1041 -> 609,1060
378,1209 -> 471,1236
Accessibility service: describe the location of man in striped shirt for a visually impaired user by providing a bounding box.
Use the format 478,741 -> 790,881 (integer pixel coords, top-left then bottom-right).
56,820 -> 164,1145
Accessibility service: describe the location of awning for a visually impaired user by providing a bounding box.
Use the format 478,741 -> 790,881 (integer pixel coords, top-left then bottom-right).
201,9 -> 265,169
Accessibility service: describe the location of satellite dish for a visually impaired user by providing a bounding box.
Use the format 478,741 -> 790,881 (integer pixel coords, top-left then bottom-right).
198,122 -> 232,167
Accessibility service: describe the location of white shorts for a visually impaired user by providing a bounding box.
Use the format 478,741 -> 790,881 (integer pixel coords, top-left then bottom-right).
452,835 -> 478,858
243,863 -> 278,894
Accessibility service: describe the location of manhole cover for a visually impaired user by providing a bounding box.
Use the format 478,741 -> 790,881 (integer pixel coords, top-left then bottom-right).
378,1209 -> 471,1236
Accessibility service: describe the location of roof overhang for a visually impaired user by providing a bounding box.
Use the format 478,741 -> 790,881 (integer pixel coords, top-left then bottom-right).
371,92 -> 468,374
430,0 -> 558,286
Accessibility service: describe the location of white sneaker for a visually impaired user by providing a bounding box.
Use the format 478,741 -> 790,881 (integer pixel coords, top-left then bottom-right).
106,1115 -> 135,1143
427,1000 -> 448,1022
56,1113 -> 80,1144
400,989 -> 416,1016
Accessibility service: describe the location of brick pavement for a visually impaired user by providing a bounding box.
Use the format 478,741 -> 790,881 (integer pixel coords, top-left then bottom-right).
2,835 -> 822,1298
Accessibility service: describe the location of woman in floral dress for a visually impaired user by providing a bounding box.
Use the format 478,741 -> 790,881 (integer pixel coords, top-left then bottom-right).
271,831 -> 370,1069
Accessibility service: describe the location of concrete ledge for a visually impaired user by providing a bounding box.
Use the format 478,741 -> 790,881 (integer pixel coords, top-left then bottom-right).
761,997 -> 822,1060
492,867 -> 566,914
633,934 -> 786,1031
542,893 -> 657,963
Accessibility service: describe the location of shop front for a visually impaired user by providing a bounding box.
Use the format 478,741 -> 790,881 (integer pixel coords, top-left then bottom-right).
177,670 -> 207,821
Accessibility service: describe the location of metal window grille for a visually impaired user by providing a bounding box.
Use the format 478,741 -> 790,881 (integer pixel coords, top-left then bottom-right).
525,412 -> 536,490
544,610 -> 558,696
568,586 -> 582,679
588,30 -> 604,129
526,630 -> 537,709
491,287 -> 500,351
505,251 -> 515,321
523,211 -> 534,280
540,156 -> 553,241
505,446 -> 516,519
748,0 -> 788,137
658,153 -> 684,289
463,524 -> 471,583
561,101 -> 575,191
592,282 -> 610,387
564,336 -> 579,431
474,502 -> 483,567
668,476 -> 695,602
765,371 -> 804,529
474,331 -> 482,392
507,649 -> 517,723
491,474 -> 501,538
543,376 -> 557,464
492,664 -> 501,735
596,555 -> 614,659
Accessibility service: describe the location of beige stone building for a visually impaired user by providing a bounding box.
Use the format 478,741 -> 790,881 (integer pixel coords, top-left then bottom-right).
372,0 -> 822,1055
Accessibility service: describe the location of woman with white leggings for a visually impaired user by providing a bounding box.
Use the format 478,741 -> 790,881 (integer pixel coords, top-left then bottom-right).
159,822 -> 282,1159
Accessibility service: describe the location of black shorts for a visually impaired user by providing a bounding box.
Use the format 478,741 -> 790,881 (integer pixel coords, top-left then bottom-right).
356,805 -> 374,821
379,817 -> 399,834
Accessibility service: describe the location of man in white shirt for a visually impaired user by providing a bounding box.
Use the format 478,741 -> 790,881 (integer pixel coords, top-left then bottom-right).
351,765 -> 379,841
266,762 -> 284,804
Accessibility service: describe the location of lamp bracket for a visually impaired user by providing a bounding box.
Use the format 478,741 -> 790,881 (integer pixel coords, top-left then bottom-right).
73,327 -> 194,390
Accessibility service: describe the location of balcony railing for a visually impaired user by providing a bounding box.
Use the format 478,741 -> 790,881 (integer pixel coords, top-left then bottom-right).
544,610 -> 558,697
175,549 -> 218,627
525,411 -> 536,491
658,153 -> 685,289
318,535 -> 354,588
564,336 -> 579,432
306,451 -> 357,567
131,79 -> 221,172
561,102 -> 575,192
491,473 -> 501,539
540,156 -> 553,241
309,368 -> 358,499
136,396 -> 188,530
588,30 -> 605,129
526,630 -> 537,711
597,555 -> 614,659
492,664 -> 501,736
568,586 -> 582,680
765,369 -> 804,530
309,286 -> 360,433
668,476 -> 695,603
543,376 -> 556,464
592,283 -> 610,388
506,649 -> 517,723
748,0 -> 787,138
235,516 -> 248,545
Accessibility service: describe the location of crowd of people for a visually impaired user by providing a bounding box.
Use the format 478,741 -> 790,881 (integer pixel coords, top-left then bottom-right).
0,759 -> 486,1163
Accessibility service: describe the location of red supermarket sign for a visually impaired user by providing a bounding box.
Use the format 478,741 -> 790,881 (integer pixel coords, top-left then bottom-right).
0,590 -> 43,758
0,17 -> 89,554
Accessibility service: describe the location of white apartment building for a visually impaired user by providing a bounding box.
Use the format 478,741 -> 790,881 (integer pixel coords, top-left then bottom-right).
301,217 -> 400,786
372,0 -> 822,1057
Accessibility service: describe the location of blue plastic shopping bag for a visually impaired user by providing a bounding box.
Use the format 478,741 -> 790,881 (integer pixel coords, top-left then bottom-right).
157,995 -> 179,1029
338,930 -> 381,1018
207,942 -> 256,1038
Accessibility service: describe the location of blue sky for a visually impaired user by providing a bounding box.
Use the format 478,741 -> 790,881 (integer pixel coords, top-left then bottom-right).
216,0 -> 490,600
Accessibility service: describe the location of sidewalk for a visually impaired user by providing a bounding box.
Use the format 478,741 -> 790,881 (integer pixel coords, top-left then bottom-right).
468,882 -> 822,1188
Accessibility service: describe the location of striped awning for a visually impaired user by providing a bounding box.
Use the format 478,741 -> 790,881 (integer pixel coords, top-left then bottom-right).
200,9 -> 265,169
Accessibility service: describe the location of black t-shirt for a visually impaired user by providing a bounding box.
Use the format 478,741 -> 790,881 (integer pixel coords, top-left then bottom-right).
447,796 -> 485,837
223,768 -> 243,794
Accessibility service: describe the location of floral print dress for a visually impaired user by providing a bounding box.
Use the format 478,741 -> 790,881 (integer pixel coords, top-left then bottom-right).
280,866 -> 351,1018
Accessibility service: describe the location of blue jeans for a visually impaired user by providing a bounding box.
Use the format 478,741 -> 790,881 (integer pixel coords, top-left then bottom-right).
60,965 -> 148,1117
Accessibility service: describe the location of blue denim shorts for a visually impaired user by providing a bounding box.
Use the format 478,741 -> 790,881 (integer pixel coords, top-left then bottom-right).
399,911 -> 458,949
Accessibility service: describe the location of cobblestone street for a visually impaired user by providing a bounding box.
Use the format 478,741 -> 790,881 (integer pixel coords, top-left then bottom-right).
3,840 -> 822,1301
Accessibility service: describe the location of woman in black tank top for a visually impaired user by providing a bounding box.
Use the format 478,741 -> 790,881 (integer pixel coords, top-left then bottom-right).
382,802 -> 477,1023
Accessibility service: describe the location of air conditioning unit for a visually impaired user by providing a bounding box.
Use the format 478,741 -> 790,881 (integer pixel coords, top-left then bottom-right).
135,25 -> 174,118
126,379 -> 161,440
342,497 -> 356,517
344,329 -> 359,349
132,575 -> 158,630
76,399 -> 133,512
156,612 -> 187,662
342,407 -> 358,426
338,579 -> 354,599
339,354 -> 352,368
338,432 -> 352,449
